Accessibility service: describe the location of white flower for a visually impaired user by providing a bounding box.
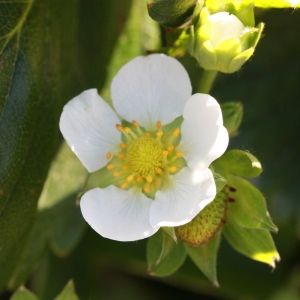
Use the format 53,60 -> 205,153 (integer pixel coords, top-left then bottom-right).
209,12 -> 245,48
59,54 -> 228,242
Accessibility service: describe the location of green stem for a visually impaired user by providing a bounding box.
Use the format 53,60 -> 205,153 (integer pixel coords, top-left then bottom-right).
197,70 -> 218,94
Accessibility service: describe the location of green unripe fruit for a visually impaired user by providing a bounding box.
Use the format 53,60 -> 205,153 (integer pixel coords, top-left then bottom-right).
175,188 -> 229,246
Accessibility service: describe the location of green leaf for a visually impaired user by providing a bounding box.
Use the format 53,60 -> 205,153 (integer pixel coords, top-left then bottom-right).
226,174 -> 278,232
244,0 -> 300,8
38,142 -> 87,256
184,231 -> 221,286
9,143 -> 87,288
147,0 -> 198,28
1,0 -> 133,290
0,0 -> 78,290
54,281 -> 79,300
10,286 -> 39,300
8,195 -> 85,289
147,229 -> 186,277
221,102 -> 243,137
44,194 -> 86,257
214,149 -> 263,178
7,213 -> 47,290
223,217 -> 280,267
39,142 -> 88,209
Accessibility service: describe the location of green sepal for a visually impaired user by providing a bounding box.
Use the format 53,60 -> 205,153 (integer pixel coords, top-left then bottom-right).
84,159 -> 121,192
214,37 -> 242,73
10,286 -> 39,300
213,171 -> 227,193
221,102 -> 243,137
227,174 -> 278,232
214,149 -> 263,178
253,22 -> 265,48
223,217 -> 280,267
147,229 -> 186,277
228,47 -> 254,73
198,41 -> 217,68
54,281 -> 79,300
147,0 -> 198,28
184,231 -> 221,286
163,226 -> 177,242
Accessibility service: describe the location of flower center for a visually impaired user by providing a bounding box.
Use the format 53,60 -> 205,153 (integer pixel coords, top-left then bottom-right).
127,137 -> 163,177
103,119 -> 187,199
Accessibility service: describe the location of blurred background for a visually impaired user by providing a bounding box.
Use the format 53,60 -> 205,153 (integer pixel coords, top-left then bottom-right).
0,1 -> 300,299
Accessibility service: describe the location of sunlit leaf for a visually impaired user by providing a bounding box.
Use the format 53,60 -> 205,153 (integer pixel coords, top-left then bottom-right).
244,0 -> 300,8
223,218 -> 280,267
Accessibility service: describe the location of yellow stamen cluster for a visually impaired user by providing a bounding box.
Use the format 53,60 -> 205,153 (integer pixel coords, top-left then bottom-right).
105,120 -> 185,198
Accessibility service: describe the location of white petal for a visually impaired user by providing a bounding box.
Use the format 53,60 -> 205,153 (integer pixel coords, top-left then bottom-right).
149,167 -> 216,227
180,93 -> 229,170
59,89 -> 121,172
80,187 -> 159,241
210,12 -> 245,47
111,54 -> 192,131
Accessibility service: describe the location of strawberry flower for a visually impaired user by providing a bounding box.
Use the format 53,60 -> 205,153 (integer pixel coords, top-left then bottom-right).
59,54 -> 228,241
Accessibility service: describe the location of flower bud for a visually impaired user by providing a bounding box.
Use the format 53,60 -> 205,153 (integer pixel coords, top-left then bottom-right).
189,8 -> 264,73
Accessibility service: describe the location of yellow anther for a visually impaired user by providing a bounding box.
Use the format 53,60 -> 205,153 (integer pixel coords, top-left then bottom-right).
122,165 -> 129,170
145,132 -> 151,138
120,182 -> 128,189
156,167 -> 162,174
106,164 -> 114,170
169,166 -> 177,173
113,172 -> 120,177
146,175 -> 153,183
155,180 -> 162,187
136,176 -> 143,183
143,185 -> 150,193
106,152 -> 112,159
117,153 -> 125,159
127,175 -> 134,182
176,152 -> 183,158
167,145 -> 174,152
156,121 -> 162,129
163,150 -> 169,156
156,130 -> 163,138
116,124 -> 123,131
132,120 -> 139,128
172,128 -> 180,137
124,127 -> 131,133
120,143 -> 127,149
